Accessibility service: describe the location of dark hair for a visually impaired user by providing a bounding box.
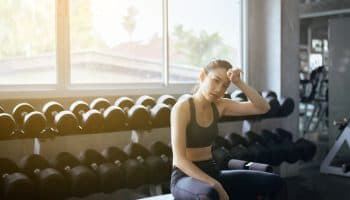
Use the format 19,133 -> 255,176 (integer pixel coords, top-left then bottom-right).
191,59 -> 233,94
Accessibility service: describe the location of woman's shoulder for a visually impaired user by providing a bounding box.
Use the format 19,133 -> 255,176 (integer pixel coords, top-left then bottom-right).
171,95 -> 192,118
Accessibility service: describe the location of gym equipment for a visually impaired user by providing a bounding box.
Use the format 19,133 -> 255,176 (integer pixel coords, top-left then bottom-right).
228,159 -> 273,173
70,101 -> 104,133
19,154 -> 69,200
224,132 -> 249,148
90,98 -> 111,113
79,149 -> 126,193
212,148 -> 273,172
122,159 -> 148,188
321,118 -> 350,177
42,101 -> 80,135
342,163 -> 350,173
50,152 -> 99,197
0,158 -> 35,200
212,147 -> 233,170
115,97 -> 135,111
149,141 -> 172,173
157,95 -> 177,108
243,131 -> 272,163
101,146 -> 129,165
261,90 -> 278,99
261,96 -> 281,118
150,103 -> 171,128
231,90 -> 248,101
103,106 -> 127,132
136,95 -> 157,109
260,130 -> 289,165
213,135 -> 232,150
0,112 -> 16,140
127,104 -> 152,130
90,98 -> 128,132
149,141 -> 173,159
278,97 -> 295,117
12,103 -> 47,138
124,143 -> 170,185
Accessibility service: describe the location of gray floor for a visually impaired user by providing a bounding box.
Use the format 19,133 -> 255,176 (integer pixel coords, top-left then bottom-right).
285,165 -> 350,200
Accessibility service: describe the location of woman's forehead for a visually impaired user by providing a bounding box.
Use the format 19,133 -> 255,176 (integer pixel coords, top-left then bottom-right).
208,68 -> 230,82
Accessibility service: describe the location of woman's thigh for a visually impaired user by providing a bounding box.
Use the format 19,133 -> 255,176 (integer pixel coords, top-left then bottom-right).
171,176 -> 219,200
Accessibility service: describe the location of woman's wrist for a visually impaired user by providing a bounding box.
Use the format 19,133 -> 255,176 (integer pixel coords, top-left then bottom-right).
233,80 -> 245,88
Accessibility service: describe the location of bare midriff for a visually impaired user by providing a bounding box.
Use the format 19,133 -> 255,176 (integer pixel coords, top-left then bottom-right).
186,145 -> 213,161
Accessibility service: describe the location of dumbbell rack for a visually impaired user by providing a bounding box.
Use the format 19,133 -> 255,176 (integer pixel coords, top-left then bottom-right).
320,124 -> 350,177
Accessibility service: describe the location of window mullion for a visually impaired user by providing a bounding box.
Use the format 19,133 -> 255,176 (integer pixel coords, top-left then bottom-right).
163,0 -> 169,87
56,0 -> 70,91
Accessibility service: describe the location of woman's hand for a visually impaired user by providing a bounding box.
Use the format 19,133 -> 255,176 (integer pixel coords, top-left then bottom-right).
212,180 -> 229,200
227,67 -> 243,85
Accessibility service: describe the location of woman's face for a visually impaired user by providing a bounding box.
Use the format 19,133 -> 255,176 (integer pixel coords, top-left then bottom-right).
200,67 -> 231,102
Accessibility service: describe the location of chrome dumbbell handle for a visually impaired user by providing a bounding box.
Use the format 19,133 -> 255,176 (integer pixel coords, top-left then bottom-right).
333,118 -> 349,126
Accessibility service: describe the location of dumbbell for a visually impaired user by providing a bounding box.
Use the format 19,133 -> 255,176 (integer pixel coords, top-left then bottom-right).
19,154 -> 69,200
136,95 -> 171,129
135,95 -> 171,128
278,97 -> 295,117
0,158 -> 35,200
149,141 -> 173,178
150,103 -> 171,128
213,135 -> 233,150
12,103 -> 47,138
261,90 -> 278,99
70,100 -> 104,133
79,149 -> 126,193
244,131 -> 272,163
50,152 -> 98,197
0,111 -> 16,140
294,138 -> 317,162
231,90 -> 248,101
224,132 -> 249,148
136,95 -> 156,109
260,91 -> 281,118
260,130 -> 288,165
90,98 -> 127,132
101,146 -> 129,165
274,128 -> 302,163
228,159 -> 273,173
212,147 -> 233,170
157,94 -> 177,108
213,135 -> 252,161
42,101 -> 80,136
115,96 -> 151,130
124,143 -> 169,186
115,97 -> 135,111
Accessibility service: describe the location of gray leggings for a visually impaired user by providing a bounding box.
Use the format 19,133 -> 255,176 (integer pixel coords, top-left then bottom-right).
170,160 -> 286,200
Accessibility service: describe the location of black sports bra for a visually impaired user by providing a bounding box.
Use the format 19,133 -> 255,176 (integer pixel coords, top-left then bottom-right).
186,97 -> 219,148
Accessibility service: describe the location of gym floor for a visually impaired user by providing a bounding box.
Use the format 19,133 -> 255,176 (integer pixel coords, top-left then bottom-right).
286,164 -> 350,200
285,133 -> 350,200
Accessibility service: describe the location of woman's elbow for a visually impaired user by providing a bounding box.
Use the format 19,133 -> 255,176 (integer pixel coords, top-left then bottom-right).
260,104 -> 271,114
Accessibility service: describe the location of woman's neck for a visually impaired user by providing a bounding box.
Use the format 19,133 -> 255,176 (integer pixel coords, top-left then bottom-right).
192,91 -> 211,109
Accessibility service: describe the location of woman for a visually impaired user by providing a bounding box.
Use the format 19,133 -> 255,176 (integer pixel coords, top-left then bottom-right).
170,60 -> 286,200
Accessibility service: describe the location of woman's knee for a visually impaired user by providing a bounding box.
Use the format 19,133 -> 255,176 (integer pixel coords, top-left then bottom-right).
172,177 -> 219,200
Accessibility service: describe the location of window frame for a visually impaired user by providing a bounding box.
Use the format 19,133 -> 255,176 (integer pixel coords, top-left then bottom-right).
0,0 -> 245,99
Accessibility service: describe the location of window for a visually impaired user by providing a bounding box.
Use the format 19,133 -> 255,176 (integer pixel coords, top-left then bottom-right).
0,0 -> 56,85
70,0 -> 163,84
0,0 -> 243,96
169,0 -> 242,83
